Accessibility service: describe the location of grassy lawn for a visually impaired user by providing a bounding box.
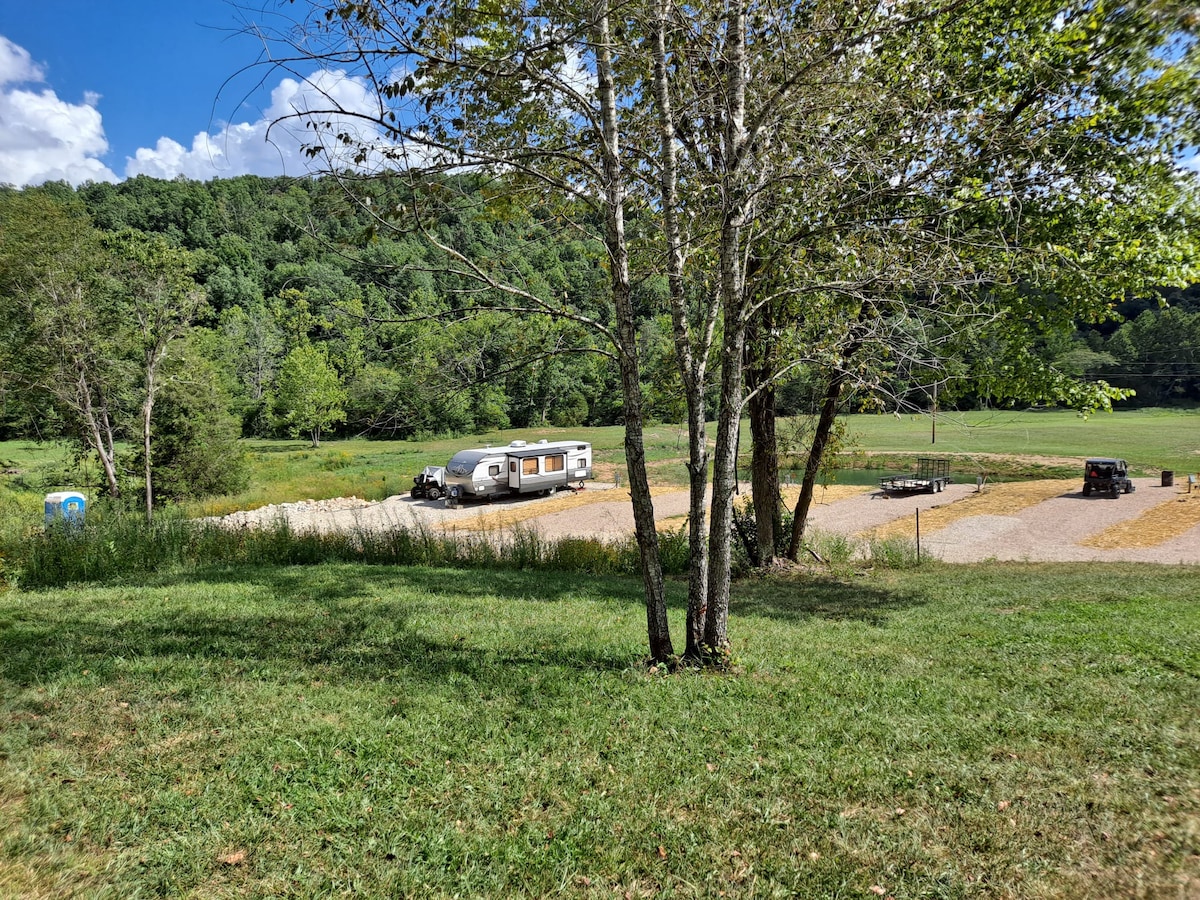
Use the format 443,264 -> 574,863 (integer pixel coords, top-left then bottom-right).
2,563 -> 1198,898
842,408 -> 1200,478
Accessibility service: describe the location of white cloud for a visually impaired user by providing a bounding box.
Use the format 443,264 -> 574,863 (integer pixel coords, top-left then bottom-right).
125,69 -> 404,180
1,33 -> 402,187
0,34 -> 42,84
0,35 -> 119,187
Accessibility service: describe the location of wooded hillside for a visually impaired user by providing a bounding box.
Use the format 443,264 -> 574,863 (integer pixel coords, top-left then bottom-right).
5,176 -> 1196,448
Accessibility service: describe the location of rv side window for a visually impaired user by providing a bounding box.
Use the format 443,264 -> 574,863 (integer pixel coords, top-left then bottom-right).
522,457 -> 539,476
489,465 -> 501,477
545,455 -> 565,473
510,461 -> 517,474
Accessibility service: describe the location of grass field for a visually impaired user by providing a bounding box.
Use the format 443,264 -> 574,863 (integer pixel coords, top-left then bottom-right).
840,407 -> 1200,479
2,563 -> 1198,898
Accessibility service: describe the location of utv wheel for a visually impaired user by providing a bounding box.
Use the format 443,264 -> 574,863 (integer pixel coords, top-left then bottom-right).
427,486 -> 443,501
1083,484 -> 1092,496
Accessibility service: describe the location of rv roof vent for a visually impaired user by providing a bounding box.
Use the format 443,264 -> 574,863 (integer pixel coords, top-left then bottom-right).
537,439 -> 548,444
510,440 -> 527,448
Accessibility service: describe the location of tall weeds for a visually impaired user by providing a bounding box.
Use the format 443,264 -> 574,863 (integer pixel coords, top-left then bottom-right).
9,510 -> 693,589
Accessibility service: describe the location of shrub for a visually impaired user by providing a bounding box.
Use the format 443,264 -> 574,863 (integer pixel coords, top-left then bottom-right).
805,528 -> 857,567
867,535 -> 922,569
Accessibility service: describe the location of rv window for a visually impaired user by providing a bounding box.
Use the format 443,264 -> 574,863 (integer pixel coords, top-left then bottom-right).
545,454 -> 565,472
522,457 -> 539,475
510,461 -> 516,473
489,465 -> 500,477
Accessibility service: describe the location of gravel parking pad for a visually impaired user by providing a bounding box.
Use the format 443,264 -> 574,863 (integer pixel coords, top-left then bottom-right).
206,477 -> 1200,564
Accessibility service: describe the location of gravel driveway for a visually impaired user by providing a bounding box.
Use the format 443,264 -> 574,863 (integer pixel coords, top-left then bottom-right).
210,477 -> 1200,564
806,477 -> 1200,563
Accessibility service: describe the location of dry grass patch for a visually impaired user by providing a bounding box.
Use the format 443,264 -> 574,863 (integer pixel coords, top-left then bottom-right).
860,479 -> 1072,540
780,484 -> 875,506
1081,490 -> 1200,549
444,485 -> 679,533
651,485 -> 871,534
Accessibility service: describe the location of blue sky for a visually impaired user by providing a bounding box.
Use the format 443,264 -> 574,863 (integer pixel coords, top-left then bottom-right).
1,3 -> 1196,187
0,0 -> 390,186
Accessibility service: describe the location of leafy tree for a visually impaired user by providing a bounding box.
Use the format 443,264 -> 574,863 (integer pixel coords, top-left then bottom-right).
220,301 -> 287,434
104,229 -> 208,520
723,0 -> 1200,565
134,335 -> 250,502
0,188 -> 130,497
274,344 -> 347,448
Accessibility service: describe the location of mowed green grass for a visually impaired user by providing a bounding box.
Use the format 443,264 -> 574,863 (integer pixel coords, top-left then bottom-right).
843,407 -> 1200,477
2,564 -> 1198,898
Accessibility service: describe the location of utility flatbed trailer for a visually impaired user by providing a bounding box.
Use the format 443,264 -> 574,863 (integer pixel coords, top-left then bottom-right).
879,457 -> 952,494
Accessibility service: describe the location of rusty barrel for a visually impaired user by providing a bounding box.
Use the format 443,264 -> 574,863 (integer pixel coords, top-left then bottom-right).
1162,471 -> 1174,487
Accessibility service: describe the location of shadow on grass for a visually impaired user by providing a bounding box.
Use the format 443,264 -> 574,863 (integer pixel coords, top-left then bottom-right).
0,565 -> 650,689
732,574 -> 923,625
158,562 -> 653,608
0,563 -> 919,694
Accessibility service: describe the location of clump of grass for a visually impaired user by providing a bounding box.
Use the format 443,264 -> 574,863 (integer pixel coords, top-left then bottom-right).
656,522 -> 691,576
548,536 -> 622,574
319,450 -> 354,471
867,534 -> 922,568
804,528 -> 856,567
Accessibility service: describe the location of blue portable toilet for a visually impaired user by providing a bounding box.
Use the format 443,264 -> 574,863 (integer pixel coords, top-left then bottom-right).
45,491 -> 87,526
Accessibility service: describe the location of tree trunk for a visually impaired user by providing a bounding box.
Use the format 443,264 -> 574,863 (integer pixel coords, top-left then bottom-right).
746,297 -> 780,565
596,0 -> 673,663
787,310 -> 873,559
701,0 -> 749,661
748,382 -> 779,564
143,387 -> 154,522
683,390 -> 710,658
787,374 -> 844,559
651,0 -> 713,660
77,366 -> 121,499
703,296 -> 746,658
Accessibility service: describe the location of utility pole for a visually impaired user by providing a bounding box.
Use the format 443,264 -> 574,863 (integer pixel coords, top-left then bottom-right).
931,382 -> 937,445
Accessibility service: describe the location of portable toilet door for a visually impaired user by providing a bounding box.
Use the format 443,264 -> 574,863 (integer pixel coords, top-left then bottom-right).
45,491 -> 86,526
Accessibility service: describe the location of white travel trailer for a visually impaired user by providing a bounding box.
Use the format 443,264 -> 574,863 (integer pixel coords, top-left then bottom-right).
443,440 -> 593,500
